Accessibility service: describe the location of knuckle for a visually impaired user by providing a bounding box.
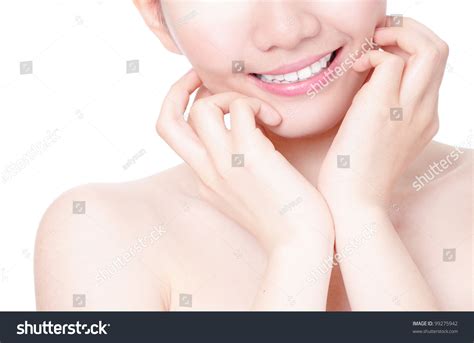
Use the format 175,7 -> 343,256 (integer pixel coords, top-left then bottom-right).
191,99 -> 207,112
438,40 -> 450,58
229,97 -> 248,110
424,117 -> 439,139
197,180 -> 214,199
168,81 -> 181,95
190,99 -> 211,120
169,76 -> 186,92
155,118 -> 165,137
202,175 -> 220,193
217,167 -> 235,185
423,46 -> 442,63
431,117 -> 440,134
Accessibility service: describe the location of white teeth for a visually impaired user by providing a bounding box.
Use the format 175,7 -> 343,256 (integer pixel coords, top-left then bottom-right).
297,66 -> 312,80
285,72 -> 298,82
256,51 -> 334,84
311,62 -> 322,74
275,74 -> 285,81
320,53 -> 331,68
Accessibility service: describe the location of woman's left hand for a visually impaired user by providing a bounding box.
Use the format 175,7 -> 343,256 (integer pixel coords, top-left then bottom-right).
318,17 -> 449,208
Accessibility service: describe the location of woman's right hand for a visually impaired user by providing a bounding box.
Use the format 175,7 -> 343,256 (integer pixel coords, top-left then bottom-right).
157,70 -> 333,254
158,69 -> 334,310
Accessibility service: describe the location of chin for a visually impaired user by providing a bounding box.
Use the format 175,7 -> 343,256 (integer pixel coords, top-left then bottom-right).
261,84 -> 358,139
264,109 -> 345,139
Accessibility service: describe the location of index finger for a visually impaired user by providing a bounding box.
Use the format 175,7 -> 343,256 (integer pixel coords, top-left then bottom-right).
160,69 -> 202,124
353,50 -> 404,99
157,69 -> 218,185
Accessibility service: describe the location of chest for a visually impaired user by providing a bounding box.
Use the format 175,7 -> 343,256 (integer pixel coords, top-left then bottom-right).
164,206 -> 351,311
163,199 -> 470,311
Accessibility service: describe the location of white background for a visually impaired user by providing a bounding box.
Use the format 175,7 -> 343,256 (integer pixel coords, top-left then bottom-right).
0,0 -> 472,310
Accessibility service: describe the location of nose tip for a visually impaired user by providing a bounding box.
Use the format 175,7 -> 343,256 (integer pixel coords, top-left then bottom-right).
253,11 -> 321,51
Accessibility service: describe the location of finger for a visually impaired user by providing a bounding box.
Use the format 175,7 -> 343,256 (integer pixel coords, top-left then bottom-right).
191,95 -> 280,165
386,16 -> 447,49
374,27 -> 432,56
395,17 -> 449,84
158,69 -> 217,184
189,93 -> 240,161
230,98 -> 277,151
194,89 -> 281,128
160,69 -> 201,123
374,26 -> 446,101
353,50 -> 404,98
187,85 -> 214,131
381,46 -> 410,63
229,98 -> 257,141
194,86 -> 213,101
189,90 -> 280,166
374,25 -> 441,74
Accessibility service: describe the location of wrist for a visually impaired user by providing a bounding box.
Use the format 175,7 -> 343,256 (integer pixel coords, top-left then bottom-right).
264,191 -> 335,254
319,186 -> 388,215
268,230 -> 335,261
318,176 -> 391,211
328,201 -> 390,240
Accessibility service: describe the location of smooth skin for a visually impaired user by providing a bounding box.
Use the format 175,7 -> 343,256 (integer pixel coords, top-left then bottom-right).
35,1 -> 472,311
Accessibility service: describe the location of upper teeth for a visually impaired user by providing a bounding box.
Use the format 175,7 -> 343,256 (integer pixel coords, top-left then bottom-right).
256,52 -> 333,84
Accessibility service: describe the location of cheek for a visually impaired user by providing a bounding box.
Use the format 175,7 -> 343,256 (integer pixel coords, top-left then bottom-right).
170,6 -> 251,92
330,1 -> 386,38
175,30 -> 245,95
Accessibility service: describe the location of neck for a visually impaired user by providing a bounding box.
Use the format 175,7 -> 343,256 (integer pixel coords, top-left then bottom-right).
264,124 -> 340,186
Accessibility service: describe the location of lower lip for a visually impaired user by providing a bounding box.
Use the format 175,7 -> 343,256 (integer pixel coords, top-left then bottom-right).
249,48 -> 343,97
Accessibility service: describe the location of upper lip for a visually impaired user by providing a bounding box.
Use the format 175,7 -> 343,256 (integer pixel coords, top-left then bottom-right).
253,49 -> 337,75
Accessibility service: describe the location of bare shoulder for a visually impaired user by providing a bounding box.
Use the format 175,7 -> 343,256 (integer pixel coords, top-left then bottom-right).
402,141 -> 472,200
414,141 -> 473,245
34,163 -> 197,310
398,141 -> 472,232
397,141 -> 472,310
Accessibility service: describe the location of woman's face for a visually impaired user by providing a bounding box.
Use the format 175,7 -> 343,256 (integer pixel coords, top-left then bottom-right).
161,0 -> 387,137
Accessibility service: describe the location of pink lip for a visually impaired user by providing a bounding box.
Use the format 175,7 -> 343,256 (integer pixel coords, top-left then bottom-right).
250,47 -> 344,97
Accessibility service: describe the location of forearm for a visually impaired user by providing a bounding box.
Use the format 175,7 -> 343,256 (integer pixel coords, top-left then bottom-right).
331,201 -> 438,310
252,234 -> 334,311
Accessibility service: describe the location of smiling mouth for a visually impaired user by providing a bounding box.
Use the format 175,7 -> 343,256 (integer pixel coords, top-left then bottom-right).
251,48 -> 340,84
